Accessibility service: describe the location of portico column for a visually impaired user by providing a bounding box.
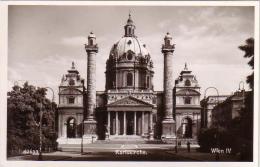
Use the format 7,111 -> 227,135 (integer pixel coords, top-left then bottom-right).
142,112 -> 144,136
134,112 -> 136,135
149,112 -> 154,140
116,111 -> 119,135
149,112 -> 153,130
123,112 -> 126,135
107,112 -> 110,135
63,122 -> 67,138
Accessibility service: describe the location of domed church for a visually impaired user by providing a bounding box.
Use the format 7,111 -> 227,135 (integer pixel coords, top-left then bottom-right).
57,14 -> 201,149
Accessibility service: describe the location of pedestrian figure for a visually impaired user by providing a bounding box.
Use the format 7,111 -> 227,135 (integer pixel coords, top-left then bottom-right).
187,141 -> 191,153
105,125 -> 110,139
240,144 -> 246,161
215,152 -> 220,161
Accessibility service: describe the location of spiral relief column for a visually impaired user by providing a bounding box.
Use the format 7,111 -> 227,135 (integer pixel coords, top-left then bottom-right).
161,32 -> 176,139
84,32 -> 98,141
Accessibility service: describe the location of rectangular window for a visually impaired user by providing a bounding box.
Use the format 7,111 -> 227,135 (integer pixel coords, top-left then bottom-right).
68,97 -> 75,104
184,97 -> 191,104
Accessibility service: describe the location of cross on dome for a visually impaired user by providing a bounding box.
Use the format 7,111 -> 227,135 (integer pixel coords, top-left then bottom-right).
127,10 -> 133,24
184,62 -> 188,70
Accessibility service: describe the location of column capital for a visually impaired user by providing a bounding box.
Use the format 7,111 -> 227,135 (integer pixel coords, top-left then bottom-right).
161,44 -> 175,54
85,44 -> 98,53
162,32 -> 175,54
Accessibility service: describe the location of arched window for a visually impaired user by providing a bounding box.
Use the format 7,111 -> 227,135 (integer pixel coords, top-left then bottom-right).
89,39 -> 94,45
69,79 -> 75,86
127,53 -> 133,60
182,117 -> 193,138
126,73 -> 133,86
128,27 -> 132,35
147,76 -> 150,88
67,117 -> 76,138
185,79 -> 191,86
166,39 -> 170,46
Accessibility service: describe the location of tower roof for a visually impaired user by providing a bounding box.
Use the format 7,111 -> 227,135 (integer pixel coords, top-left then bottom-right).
88,31 -> 96,38
68,61 -> 79,74
126,13 -> 134,25
180,63 -> 192,75
164,32 -> 172,40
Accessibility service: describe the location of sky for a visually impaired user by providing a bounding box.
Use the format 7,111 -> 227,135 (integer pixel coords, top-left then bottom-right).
8,5 -> 254,101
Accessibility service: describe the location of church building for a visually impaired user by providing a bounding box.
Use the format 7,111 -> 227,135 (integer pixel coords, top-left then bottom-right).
57,14 -> 201,149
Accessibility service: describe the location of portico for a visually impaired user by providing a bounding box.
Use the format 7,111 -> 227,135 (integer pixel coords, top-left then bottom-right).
106,96 -> 154,139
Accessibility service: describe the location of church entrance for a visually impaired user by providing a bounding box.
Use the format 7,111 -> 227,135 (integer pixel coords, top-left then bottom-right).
126,112 -> 134,135
67,117 -> 76,138
107,111 -> 153,139
182,117 -> 193,138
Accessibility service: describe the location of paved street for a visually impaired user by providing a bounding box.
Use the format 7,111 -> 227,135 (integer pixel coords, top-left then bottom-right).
8,143 -> 239,161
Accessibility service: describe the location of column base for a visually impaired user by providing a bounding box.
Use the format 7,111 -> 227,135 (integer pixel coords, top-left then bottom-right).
83,120 -> 97,142
149,132 -> 154,140
161,118 -> 176,139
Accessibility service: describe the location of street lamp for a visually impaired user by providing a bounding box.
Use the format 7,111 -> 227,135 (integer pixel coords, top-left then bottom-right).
203,87 -> 220,128
38,87 -> 55,161
239,81 -> 245,109
204,87 -> 219,161
175,113 -> 178,153
81,79 -> 86,155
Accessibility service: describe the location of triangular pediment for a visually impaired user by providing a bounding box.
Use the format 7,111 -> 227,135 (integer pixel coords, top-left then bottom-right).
107,96 -> 153,107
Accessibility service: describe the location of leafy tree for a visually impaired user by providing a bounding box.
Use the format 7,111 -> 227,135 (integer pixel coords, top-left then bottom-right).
236,37 -> 254,161
7,82 -> 57,156
239,37 -> 254,89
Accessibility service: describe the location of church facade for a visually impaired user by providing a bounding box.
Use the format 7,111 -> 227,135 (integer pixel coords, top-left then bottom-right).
57,15 -> 201,148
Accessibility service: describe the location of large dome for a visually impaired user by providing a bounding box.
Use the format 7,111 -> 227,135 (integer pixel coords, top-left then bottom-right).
110,36 -> 150,58
105,14 -> 154,91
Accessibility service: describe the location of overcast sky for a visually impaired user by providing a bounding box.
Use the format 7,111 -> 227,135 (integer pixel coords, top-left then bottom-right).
8,5 -> 254,101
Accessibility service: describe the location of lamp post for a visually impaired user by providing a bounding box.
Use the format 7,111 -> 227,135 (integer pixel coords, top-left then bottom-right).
203,87 -> 220,128
239,81 -> 245,108
204,87 -> 219,161
175,113 -> 178,153
81,79 -> 86,155
38,87 -> 55,161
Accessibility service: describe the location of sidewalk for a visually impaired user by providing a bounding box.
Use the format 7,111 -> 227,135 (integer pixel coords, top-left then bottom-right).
7,152 -> 74,161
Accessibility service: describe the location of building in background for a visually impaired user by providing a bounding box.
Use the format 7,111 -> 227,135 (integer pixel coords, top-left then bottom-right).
57,63 -> 85,145
200,95 -> 229,128
211,90 -> 247,128
174,64 -> 201,144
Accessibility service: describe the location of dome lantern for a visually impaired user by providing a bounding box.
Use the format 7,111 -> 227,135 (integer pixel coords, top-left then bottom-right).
124,13 -> 136,37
